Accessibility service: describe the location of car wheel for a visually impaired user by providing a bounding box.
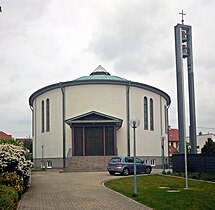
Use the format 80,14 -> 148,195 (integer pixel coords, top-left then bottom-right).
145,166 -> 151,174
109,171 -> 115,175
122,168 -> 130,176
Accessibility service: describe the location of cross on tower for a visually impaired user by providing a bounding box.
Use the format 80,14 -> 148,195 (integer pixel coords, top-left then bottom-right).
179,10 -> 186,24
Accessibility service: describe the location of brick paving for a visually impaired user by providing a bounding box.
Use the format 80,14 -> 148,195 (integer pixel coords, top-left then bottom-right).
17,170 -> 152,210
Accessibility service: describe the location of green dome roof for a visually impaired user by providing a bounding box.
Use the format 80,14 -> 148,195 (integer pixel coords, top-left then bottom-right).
75,65 -> 128,82
29,65 -> 171,107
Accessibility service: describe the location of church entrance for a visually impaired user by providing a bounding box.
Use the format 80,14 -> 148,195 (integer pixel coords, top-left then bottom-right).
65,111 -> 123,156
73,126 -> 114,156
85,127 -> 103,155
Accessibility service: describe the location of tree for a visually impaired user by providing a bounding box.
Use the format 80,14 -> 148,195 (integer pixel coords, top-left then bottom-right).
23,141 -> 32,154
201,138 -> 215,154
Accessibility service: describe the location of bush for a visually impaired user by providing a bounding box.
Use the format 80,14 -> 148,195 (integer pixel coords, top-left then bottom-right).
1,172 -> 24,196
0,139 -> 33,209
0,140 -> 33,195
0,143 -> 33,191
0,185 -> 18,210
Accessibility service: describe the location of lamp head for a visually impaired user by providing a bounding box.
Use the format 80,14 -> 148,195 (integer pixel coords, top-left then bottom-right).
130,118 -> 140,128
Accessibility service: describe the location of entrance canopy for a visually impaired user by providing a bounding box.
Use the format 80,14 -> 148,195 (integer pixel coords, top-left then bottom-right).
65,111 -> 123,129
65,111 -> 123,156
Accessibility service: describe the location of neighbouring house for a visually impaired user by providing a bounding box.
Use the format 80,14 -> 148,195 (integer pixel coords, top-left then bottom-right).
186,132 -> 215,153
0,131 -> 12,140
168,128 -> 179,155
16,138 -> 32,144
29,65 -> 171,169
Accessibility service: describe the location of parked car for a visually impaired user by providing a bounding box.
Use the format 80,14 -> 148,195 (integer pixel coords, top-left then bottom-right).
107,156 -> 152,176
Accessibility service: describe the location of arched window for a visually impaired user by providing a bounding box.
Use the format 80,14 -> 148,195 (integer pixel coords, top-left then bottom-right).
144,97 -> 148,130
150,98 -> 154,131
46,98 -> 50,132
41,100 -> 45,133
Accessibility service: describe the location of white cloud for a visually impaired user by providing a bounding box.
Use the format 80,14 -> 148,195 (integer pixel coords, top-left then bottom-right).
0,0 -> 215,137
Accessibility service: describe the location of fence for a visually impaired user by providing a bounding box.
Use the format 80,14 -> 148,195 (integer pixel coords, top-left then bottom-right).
172,154 -> 215,173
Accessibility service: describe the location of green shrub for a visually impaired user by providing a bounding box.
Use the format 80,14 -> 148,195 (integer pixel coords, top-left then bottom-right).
170,172 -> 215,182
0,185 -> 18,210
2,172 -> 24,196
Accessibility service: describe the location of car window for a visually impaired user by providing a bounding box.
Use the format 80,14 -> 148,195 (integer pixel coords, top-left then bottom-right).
110,157 -> 121,163
125,157 -> 133,163
136,158 -> 143,164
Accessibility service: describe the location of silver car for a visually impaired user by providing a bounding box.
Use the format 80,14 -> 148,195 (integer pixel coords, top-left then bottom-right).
107,156 -> 152,176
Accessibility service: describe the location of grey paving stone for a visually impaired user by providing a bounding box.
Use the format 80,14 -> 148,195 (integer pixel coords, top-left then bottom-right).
17,170 -> 152,210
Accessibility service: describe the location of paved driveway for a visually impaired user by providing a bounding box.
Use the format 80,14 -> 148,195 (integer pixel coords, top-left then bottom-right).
17,170 -> 152,210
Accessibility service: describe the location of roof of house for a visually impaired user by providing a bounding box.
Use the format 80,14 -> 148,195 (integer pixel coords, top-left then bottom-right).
16,138 -> 32,142
0,131 -> 12,140
168,128 -> 179,142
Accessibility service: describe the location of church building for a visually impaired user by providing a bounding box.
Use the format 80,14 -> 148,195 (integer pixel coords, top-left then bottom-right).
29,65 -> 171,169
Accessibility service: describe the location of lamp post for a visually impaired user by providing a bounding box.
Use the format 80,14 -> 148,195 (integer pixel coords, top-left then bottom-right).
161,135 -> 165,174
41,145 -> 45,170
130,118 -> 140,196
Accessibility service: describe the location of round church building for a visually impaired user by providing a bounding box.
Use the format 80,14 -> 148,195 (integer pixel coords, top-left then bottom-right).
29,65 -> 171,170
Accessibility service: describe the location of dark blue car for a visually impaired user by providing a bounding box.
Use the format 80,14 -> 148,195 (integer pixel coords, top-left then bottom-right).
107,156 -> 152,176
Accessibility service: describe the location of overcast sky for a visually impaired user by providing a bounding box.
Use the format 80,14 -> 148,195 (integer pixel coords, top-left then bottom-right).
0,0 -> 214,138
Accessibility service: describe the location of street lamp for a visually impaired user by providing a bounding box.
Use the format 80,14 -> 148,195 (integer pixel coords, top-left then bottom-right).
130,118 -> 140,196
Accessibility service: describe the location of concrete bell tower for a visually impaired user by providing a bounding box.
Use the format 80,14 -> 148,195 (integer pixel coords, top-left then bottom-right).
174,10 -> 197,154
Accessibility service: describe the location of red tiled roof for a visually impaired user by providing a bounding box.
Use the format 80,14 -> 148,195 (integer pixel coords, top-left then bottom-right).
168,128 -> 179,142
0,131 -> 12,140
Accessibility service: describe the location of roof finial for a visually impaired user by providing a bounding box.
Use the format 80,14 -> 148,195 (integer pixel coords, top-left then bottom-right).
179,10 -> 186,24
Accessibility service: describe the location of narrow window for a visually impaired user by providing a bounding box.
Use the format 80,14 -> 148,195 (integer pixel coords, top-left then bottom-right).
47,161 -> 53,169
41,100 -> 45,133
144,159 -> 149,164
144,97 -> 148,130
151,159 -> 156,166
164,105 -> 168,133
150,98 -> 154,131
46,98 -> 50,132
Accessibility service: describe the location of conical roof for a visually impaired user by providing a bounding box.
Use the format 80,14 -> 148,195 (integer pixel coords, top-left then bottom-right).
90,65 -> 110,76
75,65 -> 128,82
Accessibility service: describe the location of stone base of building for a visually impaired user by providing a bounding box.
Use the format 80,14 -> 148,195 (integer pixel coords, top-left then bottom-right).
33,156 -> 170,171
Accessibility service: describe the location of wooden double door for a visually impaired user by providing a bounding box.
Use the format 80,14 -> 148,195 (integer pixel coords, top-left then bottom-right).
73,126 -> 116,156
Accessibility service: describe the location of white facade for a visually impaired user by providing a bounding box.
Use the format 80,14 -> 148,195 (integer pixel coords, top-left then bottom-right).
29,66 -> 171,168
187,133 -> 215,153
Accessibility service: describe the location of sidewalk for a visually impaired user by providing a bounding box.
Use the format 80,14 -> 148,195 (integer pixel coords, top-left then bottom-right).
17,170 -> 152,210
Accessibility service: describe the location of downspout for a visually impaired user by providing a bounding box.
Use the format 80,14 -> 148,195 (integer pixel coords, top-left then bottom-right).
166,104 -> 170,168
126,81 -> 131,156
160,96 -> 164,171
160,95 -> 163,136
30,103 -> 36,167
60,83 -> 66,169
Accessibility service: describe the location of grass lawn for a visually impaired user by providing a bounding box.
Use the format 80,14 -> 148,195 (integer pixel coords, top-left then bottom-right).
104,174 -> 215,210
